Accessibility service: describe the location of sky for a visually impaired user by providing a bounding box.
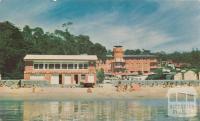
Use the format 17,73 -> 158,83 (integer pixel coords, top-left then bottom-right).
0,0 -> 200,52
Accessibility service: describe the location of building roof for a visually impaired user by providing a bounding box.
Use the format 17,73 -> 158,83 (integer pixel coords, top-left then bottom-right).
124,55 -> 157,58
106,55 -> 157,58
114,45 -> 123,48
24,54 -> 98,61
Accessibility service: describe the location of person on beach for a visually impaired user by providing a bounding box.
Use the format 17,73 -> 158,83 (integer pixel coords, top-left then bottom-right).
129,84 -> 133,92
116,85 -> 120,92
87,88 -> 92,93
116,81 -> 122,92
124,84 -> 128,91
32,84 -> 36,93
122,85 -> 125,92
130,84 -> 140,91
18,80 -> 21,88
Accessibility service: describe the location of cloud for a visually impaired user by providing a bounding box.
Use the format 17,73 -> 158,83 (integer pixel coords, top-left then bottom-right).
70,12 -> 174,51
0,0 -> 58,30
0,0 -> 199,52
69,0 -> 200,52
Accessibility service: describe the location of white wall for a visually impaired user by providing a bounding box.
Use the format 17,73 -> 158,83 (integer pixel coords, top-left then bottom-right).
174,73 -> 183,80
184,71 -> 197,80
30,74 -> 44,80
64,75 -> 71,84
88,75 -> 95,83
51,74 -> 59,84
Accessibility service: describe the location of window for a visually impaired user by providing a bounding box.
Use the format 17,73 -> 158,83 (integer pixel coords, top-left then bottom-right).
150,62 -> 157,66
62,64 -> 67,69
45,64 -> 48,69
84,64 -> 88,69
55,64 -> 60,69
49,64 -> 54,69
115,63 -> 121,66
68,64 -> 73,69
74,64 -> 78,69
34,64 -> 39,69
39,64 -> 43,69
79,64 -> 83,69
74,104 -> 78,112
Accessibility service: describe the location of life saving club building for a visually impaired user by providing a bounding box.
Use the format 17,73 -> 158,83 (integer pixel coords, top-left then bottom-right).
24,55 -> 97,85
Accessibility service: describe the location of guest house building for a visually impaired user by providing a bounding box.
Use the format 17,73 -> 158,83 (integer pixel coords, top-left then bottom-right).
24,55 -> 97,85
97,46 -> 158,76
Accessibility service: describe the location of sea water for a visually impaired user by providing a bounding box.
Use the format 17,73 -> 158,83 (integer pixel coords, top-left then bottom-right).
0,99 -> 199,121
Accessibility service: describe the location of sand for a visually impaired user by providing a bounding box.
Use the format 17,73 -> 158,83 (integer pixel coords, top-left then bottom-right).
0,84 -> 199,101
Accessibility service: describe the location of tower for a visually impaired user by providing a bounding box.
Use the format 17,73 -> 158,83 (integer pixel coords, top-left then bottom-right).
112,46 -> 125,73
113,45 -> 124,61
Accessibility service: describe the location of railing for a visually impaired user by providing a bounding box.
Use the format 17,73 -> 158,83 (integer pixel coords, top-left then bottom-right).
21,80 -> 49,87
0,80 -> 19,88
109,80 -> 200,87
114,65 -> 125,68
0,80 -> 84,88
1,79 -> 200,88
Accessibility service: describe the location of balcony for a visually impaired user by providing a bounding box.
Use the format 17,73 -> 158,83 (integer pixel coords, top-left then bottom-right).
114,65 -> 125,69
113,58 -> 125,63
150,66 -> 158,69
25,69 -> 90,74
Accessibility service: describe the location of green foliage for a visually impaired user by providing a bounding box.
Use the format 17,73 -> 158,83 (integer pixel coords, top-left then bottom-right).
89,43 -> 107,60
124,49 -> 151,55
1,21 -> 200,79
0,21 -> 107,79
96,68 -> 105,83
155,49 -> 200,69
106,50 -> 112,55
0,21 -> 26,79
147,68 -> 165,80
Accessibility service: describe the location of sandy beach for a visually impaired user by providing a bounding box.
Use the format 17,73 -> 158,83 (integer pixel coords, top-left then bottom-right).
0,84 -> 199,101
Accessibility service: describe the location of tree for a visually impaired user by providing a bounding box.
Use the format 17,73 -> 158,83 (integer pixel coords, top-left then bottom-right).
142,49 -> 151,54
0,21 -> 108,79
75,35 -> 93,54
124,49 -> 148,55
147,68 -> 165,80
0,21 -> 26,79
96,68 -> 105,83
3,21 -> 200,80
107,50 -> 112,55
89,43 -> 107,60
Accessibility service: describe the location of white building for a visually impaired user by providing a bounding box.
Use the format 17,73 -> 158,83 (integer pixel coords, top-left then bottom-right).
174,73 -> 183,80
184,71 -> 197,80
24,55 -> 97,86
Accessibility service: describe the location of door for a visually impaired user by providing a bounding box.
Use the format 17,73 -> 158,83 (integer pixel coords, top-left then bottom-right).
64,75 -> 71,84
59,74 -> 62,84
51,74 -> 59,84
74,75 -> 79,84
88,74 -> 94,83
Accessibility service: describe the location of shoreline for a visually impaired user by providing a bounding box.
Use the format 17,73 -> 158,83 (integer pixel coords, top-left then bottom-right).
0,87 -> 183,100
0,86 -> 199,101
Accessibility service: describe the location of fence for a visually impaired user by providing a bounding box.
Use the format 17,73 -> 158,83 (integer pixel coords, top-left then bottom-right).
0,80 -> 19,88
111,80 -> 200,87
0,80 -> 84,88
0,80 -> 49,88
1,79 -> 200,88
